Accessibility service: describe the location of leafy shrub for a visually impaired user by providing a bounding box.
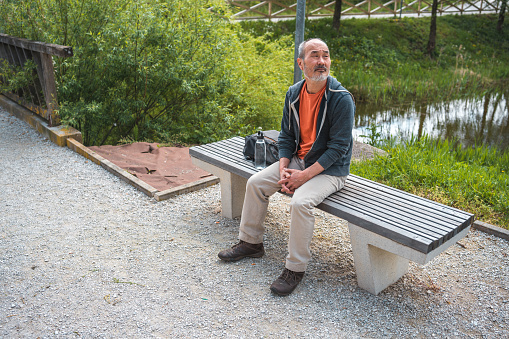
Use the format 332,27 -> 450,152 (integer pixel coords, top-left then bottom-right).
0,0 -> 293,145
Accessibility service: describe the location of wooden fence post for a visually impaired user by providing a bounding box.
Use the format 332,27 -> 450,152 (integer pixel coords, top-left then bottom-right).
32,51 -> 60,126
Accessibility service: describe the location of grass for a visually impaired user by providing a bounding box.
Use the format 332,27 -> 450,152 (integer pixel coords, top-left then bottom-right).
240,14 -> 509,103
351,136 -> 509,229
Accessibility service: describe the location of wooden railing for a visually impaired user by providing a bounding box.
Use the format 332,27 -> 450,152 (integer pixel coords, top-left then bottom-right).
0,34 -> 73,126
227,0 -> 500,20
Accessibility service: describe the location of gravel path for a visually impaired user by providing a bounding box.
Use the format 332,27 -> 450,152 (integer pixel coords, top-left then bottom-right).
1,107 -> 508,338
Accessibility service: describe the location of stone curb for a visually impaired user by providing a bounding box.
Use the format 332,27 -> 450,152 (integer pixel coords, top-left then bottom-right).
0,94 -> 81,146
472,220 -> 509,241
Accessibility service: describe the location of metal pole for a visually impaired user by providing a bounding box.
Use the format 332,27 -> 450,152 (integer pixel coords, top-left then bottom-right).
293,0 -> 306,84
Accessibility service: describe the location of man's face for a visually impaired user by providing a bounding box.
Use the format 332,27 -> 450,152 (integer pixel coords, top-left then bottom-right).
298,40 -> 331,82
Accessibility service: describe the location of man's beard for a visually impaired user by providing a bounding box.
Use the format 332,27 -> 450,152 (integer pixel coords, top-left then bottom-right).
304,65 -> 329,82
306,72 -> 328,82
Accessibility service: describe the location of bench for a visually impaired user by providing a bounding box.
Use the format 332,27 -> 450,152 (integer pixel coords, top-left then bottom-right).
189,137 -> 474,295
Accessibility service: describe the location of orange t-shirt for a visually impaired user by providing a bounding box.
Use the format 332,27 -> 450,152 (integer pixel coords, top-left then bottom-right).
297,83 -> 326,159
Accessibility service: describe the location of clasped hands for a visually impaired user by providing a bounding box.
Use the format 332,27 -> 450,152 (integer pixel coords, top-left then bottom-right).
278,167 -> 308,194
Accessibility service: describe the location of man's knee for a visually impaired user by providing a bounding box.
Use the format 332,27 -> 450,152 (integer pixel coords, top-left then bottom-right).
246,172 -> 264,188
247,165 -> 279,188
289,194 -> 313,211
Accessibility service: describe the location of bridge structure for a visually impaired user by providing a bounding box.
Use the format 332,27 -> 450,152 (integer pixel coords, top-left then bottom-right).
227,0 -> 501,20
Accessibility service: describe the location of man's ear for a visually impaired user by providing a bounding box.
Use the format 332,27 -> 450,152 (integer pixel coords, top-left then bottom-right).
297,58 -> 304,71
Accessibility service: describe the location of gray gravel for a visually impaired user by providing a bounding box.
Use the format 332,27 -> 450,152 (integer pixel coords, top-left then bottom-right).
1,107 -> 508,338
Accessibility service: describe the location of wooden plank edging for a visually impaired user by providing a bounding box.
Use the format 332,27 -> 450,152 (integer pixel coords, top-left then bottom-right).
154,176 -> 220,201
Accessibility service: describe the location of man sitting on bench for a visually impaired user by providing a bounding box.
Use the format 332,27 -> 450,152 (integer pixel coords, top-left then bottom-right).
218,38 -> 356,296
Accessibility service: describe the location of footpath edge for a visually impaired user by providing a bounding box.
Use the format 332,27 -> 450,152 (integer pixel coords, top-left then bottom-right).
472,220 -> 509,241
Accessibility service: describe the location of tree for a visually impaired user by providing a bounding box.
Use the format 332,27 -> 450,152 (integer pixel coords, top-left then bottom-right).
498,0 -> 507,32
332,0 -> 343,31
426,0 -> 439,57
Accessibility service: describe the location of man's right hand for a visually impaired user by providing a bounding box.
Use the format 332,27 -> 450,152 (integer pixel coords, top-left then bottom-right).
278,157 -> 292,194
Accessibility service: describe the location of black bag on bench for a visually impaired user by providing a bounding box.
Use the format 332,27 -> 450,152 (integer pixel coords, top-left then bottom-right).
243,130 -> 280,166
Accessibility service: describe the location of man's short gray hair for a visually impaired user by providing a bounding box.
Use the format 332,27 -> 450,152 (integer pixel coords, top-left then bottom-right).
298,38 -> 328,60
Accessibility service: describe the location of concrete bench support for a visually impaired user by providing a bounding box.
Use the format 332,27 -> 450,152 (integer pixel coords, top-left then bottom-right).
348,222 -> 471,294
191,157 -> 246,218
349,223 -> 410,295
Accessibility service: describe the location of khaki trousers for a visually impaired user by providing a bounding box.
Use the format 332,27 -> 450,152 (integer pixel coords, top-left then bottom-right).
238,156 -> 347,272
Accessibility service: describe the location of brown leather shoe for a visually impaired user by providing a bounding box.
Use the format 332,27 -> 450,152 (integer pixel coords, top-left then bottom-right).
218,240 -> 264,262
270,268 -> 305,296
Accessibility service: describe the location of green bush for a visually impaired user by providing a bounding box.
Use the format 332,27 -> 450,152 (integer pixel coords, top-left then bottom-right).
0,0 -> 292,145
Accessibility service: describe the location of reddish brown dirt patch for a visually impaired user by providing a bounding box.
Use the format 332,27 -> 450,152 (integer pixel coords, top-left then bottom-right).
88,142 -> 213,191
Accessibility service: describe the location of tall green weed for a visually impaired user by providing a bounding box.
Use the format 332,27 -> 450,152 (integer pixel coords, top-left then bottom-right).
351,136 -> 509,228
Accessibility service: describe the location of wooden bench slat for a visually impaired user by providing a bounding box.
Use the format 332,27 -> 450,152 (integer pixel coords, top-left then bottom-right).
213,136 -> 246,150
343,176 -> 473,235
316,198 -> 437,252
200,140 -> 249,161
324,192 -> 443,241
326,189 -> 466,248
342,183 -> 461,232
347,175 -> 472,220
198,139 -> 249,163
347,175 -> 471,221
337,187 -> 452,238
190,145 -> 255,178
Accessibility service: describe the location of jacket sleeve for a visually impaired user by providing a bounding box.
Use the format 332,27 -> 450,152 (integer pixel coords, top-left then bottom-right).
278,90 -> 297,160
315,93 -> 355,170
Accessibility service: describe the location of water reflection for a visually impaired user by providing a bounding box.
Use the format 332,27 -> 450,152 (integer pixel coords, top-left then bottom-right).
353,91 -> 509,150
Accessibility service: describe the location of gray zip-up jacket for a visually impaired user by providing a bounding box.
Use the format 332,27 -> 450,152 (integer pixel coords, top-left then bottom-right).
278,76 -> 355,177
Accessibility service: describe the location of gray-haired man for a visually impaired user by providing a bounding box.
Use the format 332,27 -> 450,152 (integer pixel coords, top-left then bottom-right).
218,38 -> 355,296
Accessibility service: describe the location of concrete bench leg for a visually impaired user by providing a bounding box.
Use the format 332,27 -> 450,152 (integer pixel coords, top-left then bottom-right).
218,171 -> 247,219
348,222 -> 409,295
348,222 -> 471,295
191,158 -> 247,219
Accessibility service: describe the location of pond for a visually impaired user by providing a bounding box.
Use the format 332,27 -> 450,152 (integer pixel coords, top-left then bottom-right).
353,91 -> 509,151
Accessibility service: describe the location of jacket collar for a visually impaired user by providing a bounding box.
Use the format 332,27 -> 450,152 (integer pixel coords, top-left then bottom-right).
291,76 -> 341,101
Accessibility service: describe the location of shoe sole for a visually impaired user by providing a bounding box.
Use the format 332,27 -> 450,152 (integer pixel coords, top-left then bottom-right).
270,286 -> 293,296
218,251 -> 265,262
